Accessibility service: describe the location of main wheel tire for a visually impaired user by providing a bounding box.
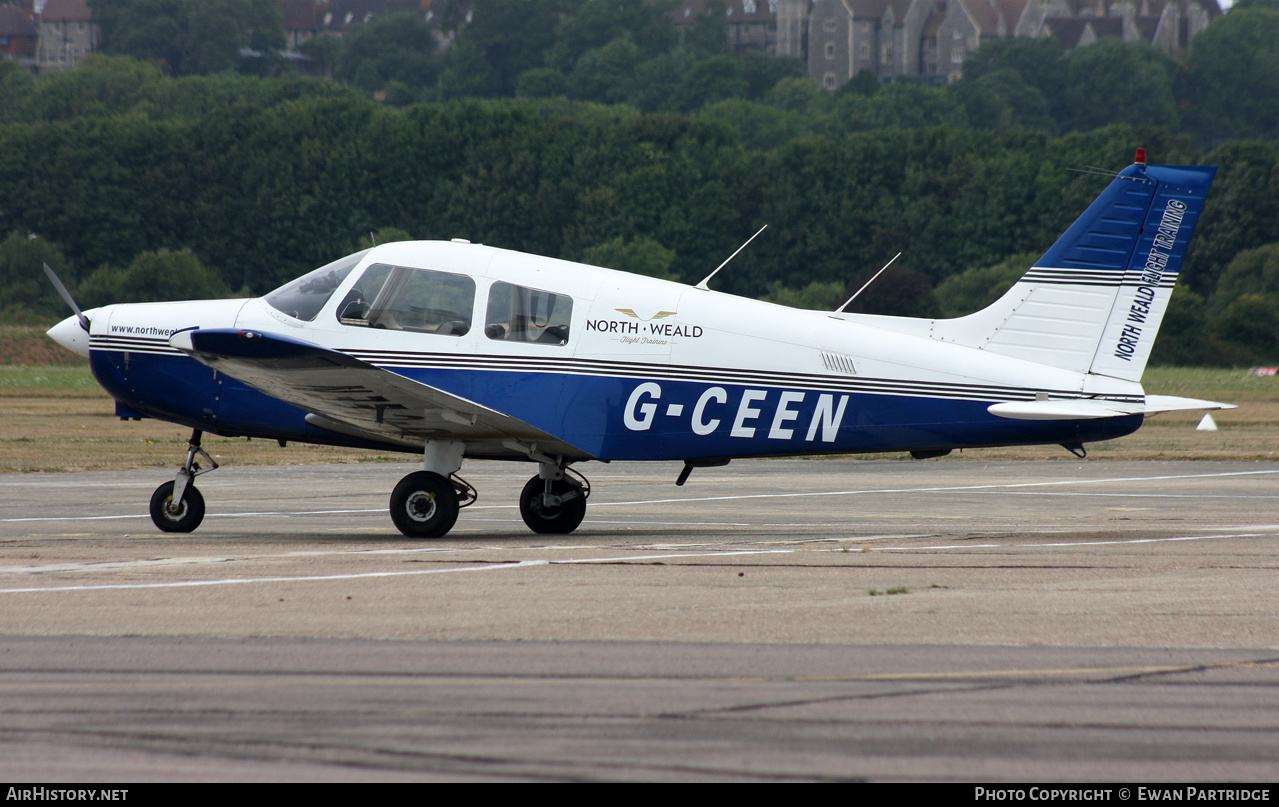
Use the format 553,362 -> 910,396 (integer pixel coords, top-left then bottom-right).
149,481 -> 205,533
519,476 -> 587,535
390,471 -> 459,538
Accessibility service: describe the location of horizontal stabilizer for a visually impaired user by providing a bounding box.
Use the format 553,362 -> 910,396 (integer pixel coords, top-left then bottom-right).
987,401 -> 1131,420
1141,395 -> 1237,415
989,395 -> 1234,421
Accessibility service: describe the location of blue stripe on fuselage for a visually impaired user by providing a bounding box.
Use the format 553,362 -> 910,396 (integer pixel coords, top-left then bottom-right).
89,350 -> 1142,460
382,366 -> 1142,460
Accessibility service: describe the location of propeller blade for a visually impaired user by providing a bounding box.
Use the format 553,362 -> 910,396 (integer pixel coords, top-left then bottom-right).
43,263 -> 89,332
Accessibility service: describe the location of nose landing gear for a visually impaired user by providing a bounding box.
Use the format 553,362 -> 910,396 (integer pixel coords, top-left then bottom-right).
150,429 -> 218,533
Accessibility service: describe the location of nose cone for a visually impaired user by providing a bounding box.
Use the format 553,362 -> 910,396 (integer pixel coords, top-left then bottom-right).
48,314 -> 92,358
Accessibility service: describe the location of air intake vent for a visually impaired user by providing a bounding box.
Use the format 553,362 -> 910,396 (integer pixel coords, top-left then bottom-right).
821,351 -> 857,375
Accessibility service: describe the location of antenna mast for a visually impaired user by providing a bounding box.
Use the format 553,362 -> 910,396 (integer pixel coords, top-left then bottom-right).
695,225 -> 768,291
836,252 -> 901,313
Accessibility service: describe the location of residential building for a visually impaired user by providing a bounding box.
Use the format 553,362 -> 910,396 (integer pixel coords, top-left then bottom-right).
0,2 -> 37,69
36,0 -> 95,71
671,1 -> 783,54
671,0 -> 1220,91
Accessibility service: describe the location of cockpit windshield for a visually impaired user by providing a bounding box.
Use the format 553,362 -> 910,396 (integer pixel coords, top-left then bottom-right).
265,250 -> 370,321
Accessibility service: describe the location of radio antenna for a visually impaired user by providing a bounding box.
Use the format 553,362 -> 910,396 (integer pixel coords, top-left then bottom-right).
695,224 -> 767,291
836,252 -> 901,313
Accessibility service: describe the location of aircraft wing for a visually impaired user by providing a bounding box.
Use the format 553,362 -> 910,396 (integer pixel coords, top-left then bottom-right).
169,328 -> 592,458
988,395 -> 1235,421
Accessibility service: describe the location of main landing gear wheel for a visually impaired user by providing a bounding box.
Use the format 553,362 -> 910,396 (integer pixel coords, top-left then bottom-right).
519,475 -> 587,535
149,480 -> 206,533
390,471 -> 460,538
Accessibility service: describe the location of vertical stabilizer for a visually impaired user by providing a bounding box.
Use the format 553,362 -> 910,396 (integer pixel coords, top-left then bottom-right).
1084,163 -> 1214,380
937,155 -> 1214,382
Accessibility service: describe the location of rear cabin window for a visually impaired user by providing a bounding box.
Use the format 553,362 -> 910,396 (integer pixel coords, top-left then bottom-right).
484,281 -> 573,346
337,263 -> 475,336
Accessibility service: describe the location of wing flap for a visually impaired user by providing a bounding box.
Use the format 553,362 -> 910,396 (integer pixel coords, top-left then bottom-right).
170,329 -> 592,458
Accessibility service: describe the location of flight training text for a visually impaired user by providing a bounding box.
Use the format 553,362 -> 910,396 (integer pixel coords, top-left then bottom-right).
1113,198 -> 1186,362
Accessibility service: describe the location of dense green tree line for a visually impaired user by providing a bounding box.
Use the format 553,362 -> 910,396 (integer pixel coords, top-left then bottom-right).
3,6 -> 1278,364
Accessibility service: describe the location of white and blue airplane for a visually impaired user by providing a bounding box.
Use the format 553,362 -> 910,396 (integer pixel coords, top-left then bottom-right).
47,150 -> 1229,538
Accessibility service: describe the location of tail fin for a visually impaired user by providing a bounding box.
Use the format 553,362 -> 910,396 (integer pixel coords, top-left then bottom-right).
940,153 -> 1215,382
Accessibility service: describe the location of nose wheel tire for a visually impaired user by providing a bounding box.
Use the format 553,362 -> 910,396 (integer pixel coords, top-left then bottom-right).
390,471 -> 460,538
519,476 -> 587,535
149,481 -> 206,533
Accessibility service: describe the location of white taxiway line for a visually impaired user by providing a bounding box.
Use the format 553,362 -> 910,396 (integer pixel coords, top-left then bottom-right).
0,534 -> 1269,596
0,508 -> 387,523
0,549 -> 793,594
590,469 -> 1279,508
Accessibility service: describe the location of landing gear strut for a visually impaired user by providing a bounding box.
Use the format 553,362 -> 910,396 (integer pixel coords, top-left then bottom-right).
150,429 -> 217,533
519,462 -> 589,535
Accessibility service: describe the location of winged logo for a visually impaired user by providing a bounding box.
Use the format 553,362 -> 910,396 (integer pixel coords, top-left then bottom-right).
615,309 -> 677,321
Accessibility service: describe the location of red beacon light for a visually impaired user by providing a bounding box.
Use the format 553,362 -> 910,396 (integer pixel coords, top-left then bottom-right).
1134,148 -> 1147,165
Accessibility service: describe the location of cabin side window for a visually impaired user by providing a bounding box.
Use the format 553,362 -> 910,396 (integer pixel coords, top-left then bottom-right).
337,263 -> 475,336
484,281 -> 572,346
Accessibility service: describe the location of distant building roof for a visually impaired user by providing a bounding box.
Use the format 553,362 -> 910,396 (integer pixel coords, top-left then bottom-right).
883,0 -> 916,22
844,0 -> 893,20
671,1 -> 780,24
1087,14 -> 1123,36
0,4 -> 37,36
317,0 -> 431,33
1043,16 -> 1089,47
923,8 -> 945,36
958,0 -> 1003,34
282,0 -> 318,32
39,0 -> 90,22
992,0 -> 1030,26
